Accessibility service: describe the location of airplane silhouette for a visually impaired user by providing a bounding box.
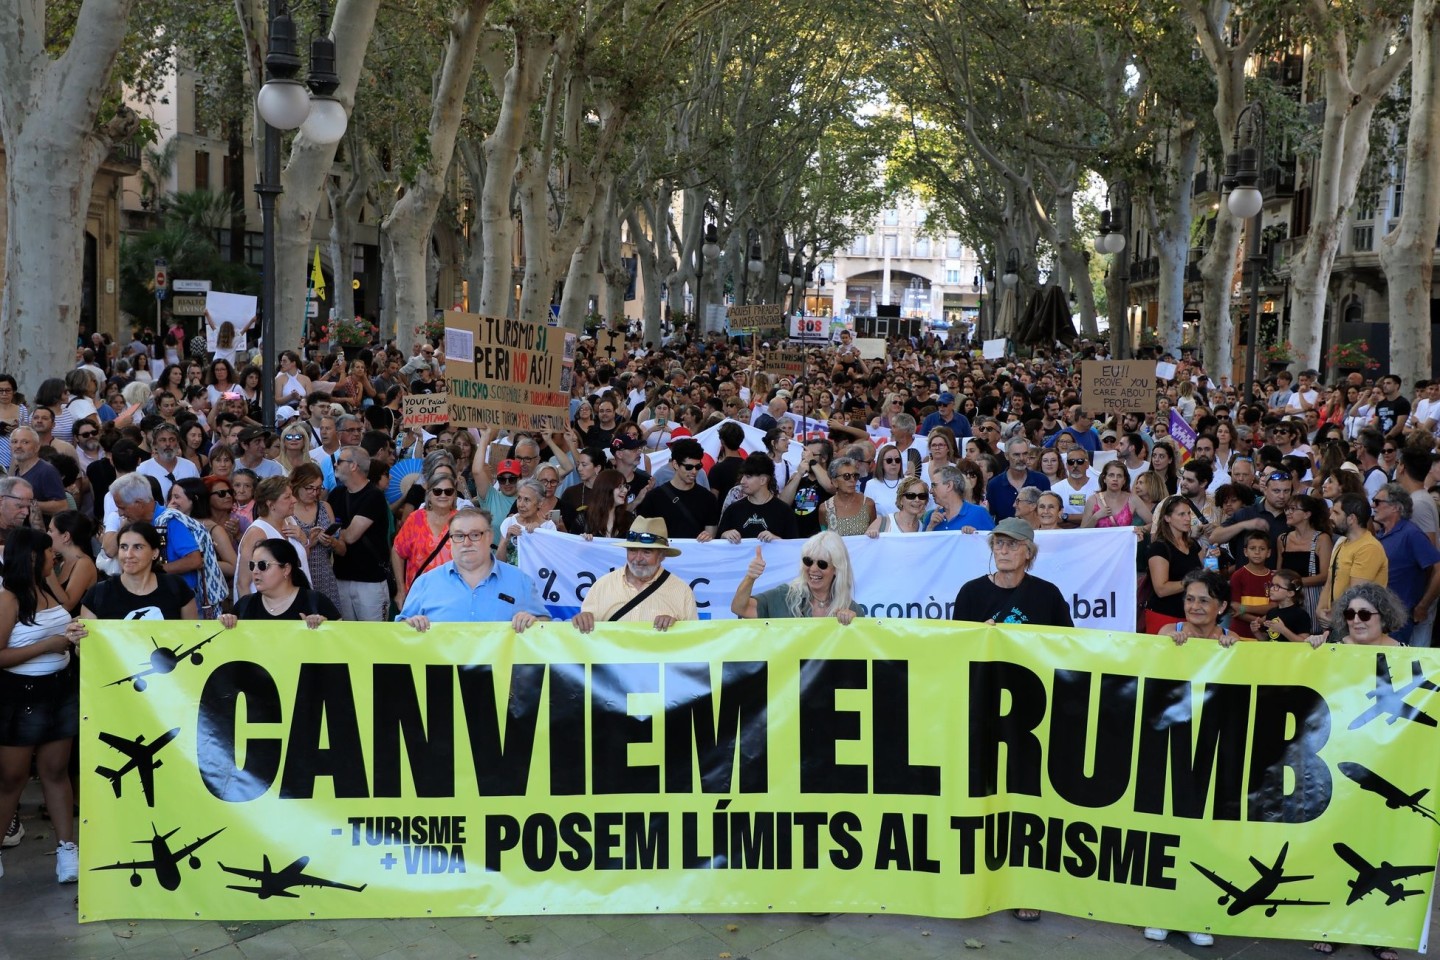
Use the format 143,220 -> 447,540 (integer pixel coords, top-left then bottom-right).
1334,842 -> 1435,906
107,633 -> 220,692
219,854 -> 368,899
90,824 -> 224,891
1190,843 -> 1329,916
1339,762 -> 1439,824
94,727 -> 180,807
1347,653 -> 1440,730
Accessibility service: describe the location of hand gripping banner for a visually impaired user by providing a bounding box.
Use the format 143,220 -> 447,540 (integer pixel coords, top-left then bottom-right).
80,619 -> 1440,951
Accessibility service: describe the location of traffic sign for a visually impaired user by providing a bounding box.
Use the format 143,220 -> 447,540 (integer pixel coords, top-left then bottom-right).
173,279 -> 211,293
153,258 -> 168,291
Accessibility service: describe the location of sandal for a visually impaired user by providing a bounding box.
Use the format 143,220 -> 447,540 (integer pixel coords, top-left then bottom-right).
1012,909 -> 1041,922
1368,948 -> 1398,960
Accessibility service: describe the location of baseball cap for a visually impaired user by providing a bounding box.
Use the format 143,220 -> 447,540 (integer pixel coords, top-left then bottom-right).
1099,430 -> 1118,441
938,392 -> 955,405
238,426 -> 269,444
610,434 -> 645,452
991,517 -> 1035,543
275,405 -> 298,426
496,458 -> 523,478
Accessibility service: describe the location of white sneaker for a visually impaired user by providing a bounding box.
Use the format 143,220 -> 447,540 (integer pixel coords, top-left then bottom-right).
2,813 -> 21,848
1143,928 -> 1169,941
56,841 -> 78,883
1186,932 -> 1214,947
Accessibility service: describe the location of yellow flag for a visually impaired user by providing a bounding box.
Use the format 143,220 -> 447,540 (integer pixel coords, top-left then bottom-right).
310,246 -> 326,299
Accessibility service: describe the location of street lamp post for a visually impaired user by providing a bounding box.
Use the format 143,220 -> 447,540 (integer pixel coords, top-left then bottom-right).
1223,101 -> 1267,400
1094,182 -> 1129,356
790,251 -> 806,318
973,272 -> 984,346
254,0 -> 346,428
739,229 -> 762,306
696,202 -> 719,337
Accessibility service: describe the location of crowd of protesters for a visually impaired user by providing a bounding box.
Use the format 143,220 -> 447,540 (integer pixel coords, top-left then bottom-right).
0,317 -> 1436,954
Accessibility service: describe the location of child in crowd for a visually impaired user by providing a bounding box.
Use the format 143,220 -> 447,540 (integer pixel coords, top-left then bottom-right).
1228,529 -> 1274,639
1260,569 -> 1314,642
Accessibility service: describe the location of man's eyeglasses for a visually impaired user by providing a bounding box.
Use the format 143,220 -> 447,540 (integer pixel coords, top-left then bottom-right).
497,474 -> 519,483
1,494 -> 35,508
1067,458 -> 1088,467
1268,471 -> 1293,482
76,430 -> 97,439
450,531 -> 490,543
674,461 -> 703,471
1372,496 -> 1392,506
517,455 -> 539,463
335,458 -> 354,467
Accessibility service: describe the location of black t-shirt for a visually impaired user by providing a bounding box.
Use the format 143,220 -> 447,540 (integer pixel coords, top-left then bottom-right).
1225,504 -> 1289,568
409,378 -> 440,395
559,483 -> 588,531
1376,396 -> 1411,434
583,424 -> 618,450
790,477 -> 831,539
234,589 -> 342,622
1146,539 -> 1202,618
719,496 -> 799,539
636,483 -> 719,539
623,469 -> 651,506
708,456 -> 745,503
951,574 -> 1074,627
327,483 -> 391,583
82,574 -> 195,620
1260,603 -> 1312,642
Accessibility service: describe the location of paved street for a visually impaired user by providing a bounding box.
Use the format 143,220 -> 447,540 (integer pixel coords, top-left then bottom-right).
0,790 -> 1429,960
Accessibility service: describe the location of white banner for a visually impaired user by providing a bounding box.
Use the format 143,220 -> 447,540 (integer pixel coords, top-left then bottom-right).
519,527 -> 1136,629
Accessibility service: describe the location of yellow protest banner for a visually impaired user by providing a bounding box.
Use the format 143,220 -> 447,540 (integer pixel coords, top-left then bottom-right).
80,620 -> 1440,949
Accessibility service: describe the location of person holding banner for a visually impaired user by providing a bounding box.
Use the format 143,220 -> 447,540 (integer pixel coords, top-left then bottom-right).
927,465 -> 995,533
730,532 -> 862,622
219,538 -> 340,629
951,517 -> 1072,629
571,517 -> 697,632
719,454 -> 799,542
867,477 -> 929,535
399,508 -> 548,633
1145,495 -> 1207,634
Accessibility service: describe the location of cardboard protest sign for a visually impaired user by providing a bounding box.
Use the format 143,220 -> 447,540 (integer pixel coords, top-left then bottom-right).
727,305 -> 785,335
767,347 -> 808,378
1080,360 -> 1157,415
444,314 -> 574,432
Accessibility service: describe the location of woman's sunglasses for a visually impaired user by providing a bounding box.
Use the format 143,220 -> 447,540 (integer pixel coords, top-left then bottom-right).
801,557 -> 831,570
1342,608 -> 1377,622
249,560 -> 280,571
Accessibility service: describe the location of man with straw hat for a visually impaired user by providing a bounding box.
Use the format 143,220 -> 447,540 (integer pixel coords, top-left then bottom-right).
571,517 -> 698,632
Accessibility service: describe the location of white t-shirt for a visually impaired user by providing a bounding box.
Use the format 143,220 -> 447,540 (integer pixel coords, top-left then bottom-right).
640,419 -> 680,450
1286,389 -> 1317,412
1410,488 -> 1440,542
1051,476 -> 1099,516
137,456 -> 200,501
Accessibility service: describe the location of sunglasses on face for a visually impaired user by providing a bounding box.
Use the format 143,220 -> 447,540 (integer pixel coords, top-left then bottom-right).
430,487 -> 457,496
882,457 -> 901,464
1067,459 -> 1087,466
210,489 -> 234,498
801,556 -> 831,570
901,492 -> 927,501
1342,607 -> 1377,622
836,472 -> 859,481
249,560 -> 281,572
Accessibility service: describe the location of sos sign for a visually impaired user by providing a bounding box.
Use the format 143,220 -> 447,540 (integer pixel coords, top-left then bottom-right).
790,315 -> 829,342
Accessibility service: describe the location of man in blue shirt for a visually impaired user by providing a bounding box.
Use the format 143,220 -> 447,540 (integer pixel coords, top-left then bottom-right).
920,392 -> 973,439
399,507 -> 550,632
1043,407 -> 1100,453
926,464 -> 995,532
1373,483 -> 1440,646
986,436 -> 1051,521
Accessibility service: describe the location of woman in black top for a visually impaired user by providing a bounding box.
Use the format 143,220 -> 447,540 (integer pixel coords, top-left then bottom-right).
80,523 -> 197,621
1144,495 -> 1203,634
220,538 -> 340,630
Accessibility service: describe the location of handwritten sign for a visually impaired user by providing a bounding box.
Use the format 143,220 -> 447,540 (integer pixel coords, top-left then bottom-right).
1080,360 -> 1157,416
853,337 -> 887,361
727,304 -> 785,334
767,347 -> 808,379
444,314 -> 574,432
402,393 -> 450,428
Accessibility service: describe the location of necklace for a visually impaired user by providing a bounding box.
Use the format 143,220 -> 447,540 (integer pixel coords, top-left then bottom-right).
876,475 -> 900,490
261,589 -> 299,615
